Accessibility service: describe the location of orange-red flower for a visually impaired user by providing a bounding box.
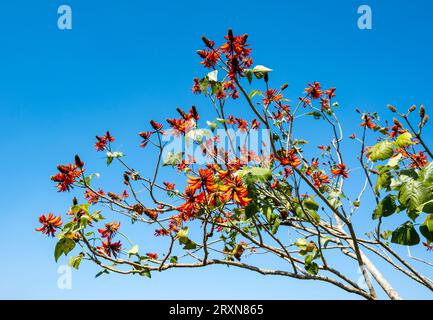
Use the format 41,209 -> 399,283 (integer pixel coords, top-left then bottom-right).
187,168 -> 217,193
311,171 -> 330,188
95,131 -> 115,151
410,151 -> 428,168
139,131 -> 153,148
197,49 -> 220,68
331,164 -> 349,179
278,149 -> 301,168
163,182 -> 176,190
263,89 -> 282,106
219,176 -> 251,207
98,240 -> 122,258
50,164 -> 83,192
84,189 -> 105,204
35,213 -> 63,237
146,252 -> 159,260
361,116 -> 375,129
98,221 -> 120,240
305,82 -> 323,99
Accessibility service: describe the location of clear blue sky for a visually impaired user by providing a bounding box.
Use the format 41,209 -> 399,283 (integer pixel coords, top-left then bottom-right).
1,0 -> 433,299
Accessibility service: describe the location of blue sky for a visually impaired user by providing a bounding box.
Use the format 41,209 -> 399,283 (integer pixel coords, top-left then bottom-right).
1,0 -> 433,299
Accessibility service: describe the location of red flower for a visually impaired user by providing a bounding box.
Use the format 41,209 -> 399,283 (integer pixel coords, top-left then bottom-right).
251,119 -> 261,130
98,221 -> 120,240
361,116 -> 375,129
263,89 -> 282,106
35,213 -> 63,237
331,164 -> 349,179
311,171 -> 330,188
325,88 -> 336,99
95,131 -> 115,151
410,151 -> 428,168
192,78 -> 202,94
164,182 -> 175,190
84,189 -> 105,204
278,150 -> 301,168
98,240 -> 122,257
150,120 -> 163,131
197,49 -> 220,68
139,131 -> 153,148
219,176 -> 251,207
423,242 -> 433,251
50,164 -> 83,192
187,168 -> 217,193
146,252 -> 159,260
305,82 -> 323,99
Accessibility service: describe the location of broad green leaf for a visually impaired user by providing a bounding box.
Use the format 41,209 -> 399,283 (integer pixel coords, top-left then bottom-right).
375,166 -> 392,193
69,253 -> 84,270
303,199 -> 319,211
368,140 -> 394,162
398,179 -> 432,220
391,221 -> 420,246
235,166 -> 272,182
395,132 -> 413,148
372,195 -> 397,219
54,238 -> 76,262
387,153 -> 403,167
419,200 -> 433,213
170,256 -> 178,264
419,162 -> 433,183
420,215 -> 433,242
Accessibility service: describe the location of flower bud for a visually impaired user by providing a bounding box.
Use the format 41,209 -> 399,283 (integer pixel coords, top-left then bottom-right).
387,104 -> 397,113
201,36 -> 214,48
74,154 -> 84,168
281,83 -> 288,91
420,105 -> 425,118
408,105 -> 416,113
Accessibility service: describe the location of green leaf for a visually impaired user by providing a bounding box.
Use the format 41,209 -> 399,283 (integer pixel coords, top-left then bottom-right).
391,221 -> 420,246
372,195 -> 397,220
419,200 -> 433,213
177,227 -> 197,250
368,140 -> 394,162
235,166 -> 272,182
206,120 -> 219,132
69,253 -> 84,270
248,90 -> 262,99
252,65 -> 273,79
304,254 -> 319,275
295,238 -> 307,250
170,256 -> 178,264
387,153 -> 403,167
54,238 -> 76,262
162,151 -> 183,167
395,132 -> 413,148
380,230 -> 392,240
375,166 -> 392,193
419,162 -> 433,183
303,199 -> 319,211
106,151 -> 124,167
398,179 -> 432,220
420,215 -> 433,242
244,69 -> 253,84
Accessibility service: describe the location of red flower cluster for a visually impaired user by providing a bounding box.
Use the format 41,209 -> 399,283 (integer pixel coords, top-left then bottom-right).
98,240 -> 122,258
84,189 -> 105,204
98,221 -> 120,240
35,213 -> 63,237
95,131 -> 115,151
50,164 -> 83,192
331,164 -> 349,179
